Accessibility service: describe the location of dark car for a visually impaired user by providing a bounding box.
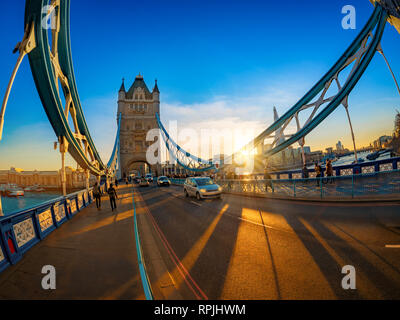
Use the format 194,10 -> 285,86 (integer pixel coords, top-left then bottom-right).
157,176 -> 171,187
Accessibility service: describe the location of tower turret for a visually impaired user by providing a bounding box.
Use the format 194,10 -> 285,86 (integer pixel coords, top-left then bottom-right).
152,79 -> 160,114
152,79 -> 160,100
118,78 -> 126,101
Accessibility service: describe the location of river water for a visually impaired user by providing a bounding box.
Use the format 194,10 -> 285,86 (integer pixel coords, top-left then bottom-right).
1,191 -> 63,216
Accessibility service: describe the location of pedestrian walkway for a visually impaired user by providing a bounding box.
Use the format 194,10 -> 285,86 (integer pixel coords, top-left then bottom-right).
0,185 -> 145,299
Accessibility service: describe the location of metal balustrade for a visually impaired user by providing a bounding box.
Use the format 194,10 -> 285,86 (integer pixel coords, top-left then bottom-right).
265,156 -> 400,180
0,185 -> 102,273
168,167 -> 400,201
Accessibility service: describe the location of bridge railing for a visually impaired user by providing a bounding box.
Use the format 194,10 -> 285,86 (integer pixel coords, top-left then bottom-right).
216,169 -> 400,201
0,185 -> 106,273
168,167 -> 400,201
266,156 -> 400,180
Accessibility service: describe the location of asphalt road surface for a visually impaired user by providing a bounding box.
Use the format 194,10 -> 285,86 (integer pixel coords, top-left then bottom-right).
0,183 -> 399,300
136,183 -> 400,300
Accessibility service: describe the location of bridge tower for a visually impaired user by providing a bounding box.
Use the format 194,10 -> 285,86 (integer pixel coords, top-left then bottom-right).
117,74 -> 161,178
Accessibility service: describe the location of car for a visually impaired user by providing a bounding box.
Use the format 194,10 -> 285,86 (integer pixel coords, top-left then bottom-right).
134,177 -> 141,184
157,176 -> 171,187
145,173 -> 153,183
183,177 -> 222,200
139,178 -> 150,187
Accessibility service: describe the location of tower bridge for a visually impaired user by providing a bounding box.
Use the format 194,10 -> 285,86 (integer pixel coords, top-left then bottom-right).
0,0 -> 399,301
118,74 -> 161,178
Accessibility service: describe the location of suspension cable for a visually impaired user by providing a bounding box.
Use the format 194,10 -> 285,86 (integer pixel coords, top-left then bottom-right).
378,45 -> 400,97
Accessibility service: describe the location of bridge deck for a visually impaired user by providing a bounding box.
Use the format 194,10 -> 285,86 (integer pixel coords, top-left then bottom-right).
0,185 -> 145,299
1,184 -> 400,299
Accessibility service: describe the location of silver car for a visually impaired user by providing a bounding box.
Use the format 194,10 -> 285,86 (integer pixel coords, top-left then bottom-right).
184,177 -> 222,200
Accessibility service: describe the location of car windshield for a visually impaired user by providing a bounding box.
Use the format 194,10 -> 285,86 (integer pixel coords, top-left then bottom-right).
159,177 -> 167,180
195,178 -> 214,186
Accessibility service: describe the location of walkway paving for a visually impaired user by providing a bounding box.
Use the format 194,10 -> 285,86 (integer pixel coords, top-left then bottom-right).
0,185 -> 145,299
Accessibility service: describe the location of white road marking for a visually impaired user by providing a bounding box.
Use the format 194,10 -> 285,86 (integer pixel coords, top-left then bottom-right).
190,201 -> 202,207
385,244 -> 400,248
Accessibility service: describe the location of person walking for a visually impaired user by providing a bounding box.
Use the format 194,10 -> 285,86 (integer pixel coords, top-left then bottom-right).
108,183 -> 118,211
326,159 -> 333,184
302,164 -> 309,179
93,182 -> 101,210
315,162 -> 322,186
264,168 -> 273,192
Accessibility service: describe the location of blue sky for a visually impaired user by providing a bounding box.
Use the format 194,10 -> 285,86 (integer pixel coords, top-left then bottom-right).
0,0 -> 399,170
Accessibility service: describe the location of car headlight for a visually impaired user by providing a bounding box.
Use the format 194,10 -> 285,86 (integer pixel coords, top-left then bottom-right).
218,186 -> 223,191
200,188 -> 207,193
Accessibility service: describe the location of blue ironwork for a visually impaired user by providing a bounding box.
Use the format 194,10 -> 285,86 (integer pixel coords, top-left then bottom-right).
23,0 -> 120,178
156,113 -> 217,172
106,113 -> 121,177
222,4 -> 389,165
24,0 -> 105,175
154,4 -> 391,175
169,169 -> 400,201
265,156 -> 400,179
0,187 -> 92,273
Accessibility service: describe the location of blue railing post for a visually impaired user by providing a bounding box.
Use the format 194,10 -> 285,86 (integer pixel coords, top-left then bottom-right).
351,174 -> 354,199
320,177 -> 323,199
293,179 -> 296,197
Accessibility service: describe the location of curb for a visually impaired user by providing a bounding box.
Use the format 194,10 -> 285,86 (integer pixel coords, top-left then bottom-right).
133,187 -> 183,300
132,188 -> 154,300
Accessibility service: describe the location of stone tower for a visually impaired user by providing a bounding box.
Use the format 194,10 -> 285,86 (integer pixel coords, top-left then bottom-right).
118,74 -> 161,177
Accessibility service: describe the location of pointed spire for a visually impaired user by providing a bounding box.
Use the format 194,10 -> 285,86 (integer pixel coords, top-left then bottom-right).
273,106 -> 279,121
119,78 -> 125,92
153,79 -> 160,93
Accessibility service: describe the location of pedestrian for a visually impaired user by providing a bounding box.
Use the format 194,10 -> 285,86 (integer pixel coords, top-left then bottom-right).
326,159 -> 333,183
93,182 -> 101,210
315,162 -> 322,186
302,164 -> 309,179
264,168 -> 273,192
115,178 -> 119,187
108,183 -> 118,211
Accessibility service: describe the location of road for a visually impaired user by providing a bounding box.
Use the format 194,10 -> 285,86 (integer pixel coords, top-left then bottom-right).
136,183 -> 400,300
0,183 -> 399,300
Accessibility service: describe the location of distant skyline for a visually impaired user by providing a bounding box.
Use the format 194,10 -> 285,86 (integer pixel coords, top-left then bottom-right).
0,0 -> 399,170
